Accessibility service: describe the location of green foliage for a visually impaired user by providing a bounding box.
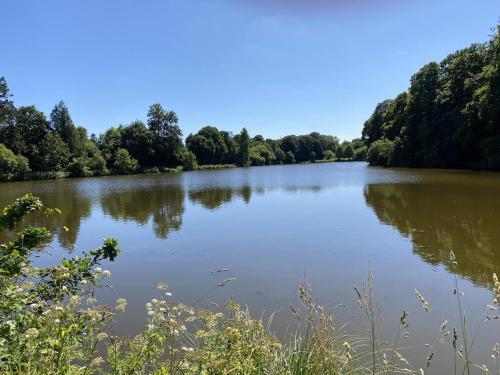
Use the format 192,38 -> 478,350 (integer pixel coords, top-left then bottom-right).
0,74 -> 345,180
284,150 -> 295,164
147,103 -> 182,166
0,143 -> 30,179
68,156 -> 92,177
249,142 -> 276,166
353,146 -> 367,161
323,149 -> 335,160
112,148 -> 138,174
366,138 -> 394,166
97,126 -> 123,163
35,133 -> 71,172
120,120 -> 154,166
50,101 -> 85,156
362,25 -> 500,170
237,128 -> 251,167
186,126 -> 228,165
176,148 -> 198,171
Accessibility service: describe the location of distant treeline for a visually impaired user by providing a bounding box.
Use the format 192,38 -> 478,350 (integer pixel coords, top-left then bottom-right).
0,77 -> 365,181
362,25 -> 500,170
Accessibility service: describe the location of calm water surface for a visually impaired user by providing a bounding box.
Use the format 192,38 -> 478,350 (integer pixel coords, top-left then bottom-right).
1,162 -> 499,372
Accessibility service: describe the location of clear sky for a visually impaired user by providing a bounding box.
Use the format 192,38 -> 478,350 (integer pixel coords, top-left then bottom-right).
2,0 -> 499,141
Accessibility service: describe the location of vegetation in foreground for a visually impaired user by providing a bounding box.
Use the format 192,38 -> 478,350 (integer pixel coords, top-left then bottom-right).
1,195 -> 499,374
362,24 -> 500,170
0,78 -> 365,182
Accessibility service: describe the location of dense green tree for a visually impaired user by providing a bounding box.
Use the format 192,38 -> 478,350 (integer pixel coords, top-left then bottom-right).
147,103 -> 182,166
366,138 -> 394,166
186,126 -> 228,165
284,151 -> 295,164
220,130 -> 238,163
249,143 -> 276,166
0,77 -> 15,126
0,143 -> 29,178
323,149 -> 335,160
353,146 -> 367,161
112,148 -> 138,174
120,120 -> 154,166
50,101 -> 84,156
362,100 -> 392,146
176,148 -> 198,171
363,25 -> 500,171
35,133 -> 71,172
237,128 -> 250,167
10,106 -> 51,165
97,127 -> 123,163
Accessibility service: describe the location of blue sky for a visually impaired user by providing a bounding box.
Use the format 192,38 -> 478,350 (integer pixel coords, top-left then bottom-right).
2,0 -> 499,141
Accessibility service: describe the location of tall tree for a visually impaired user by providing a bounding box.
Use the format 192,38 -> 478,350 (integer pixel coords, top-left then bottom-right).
147,103 -> 182,166
50,101 -> 84,156
237,128 -> 250,167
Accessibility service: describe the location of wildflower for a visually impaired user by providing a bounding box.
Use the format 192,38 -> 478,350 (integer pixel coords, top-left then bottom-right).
342,341 -> 352,360
81,279 -> 88,285
91,357 -> 105,367
157,282 -> 168,290
94,267 -> 102,273
69,295 -> 81,307
166,292 -> 172,296
395,351 -> 410,366
94,332 -> 107,341
151,298 -> 158,304
87,297 -> 97,305
102,269 -> 111,277
30,303 -> 39,310
24,328 -> 39,339
115,298 -> 127,312
181,346 -> 194,352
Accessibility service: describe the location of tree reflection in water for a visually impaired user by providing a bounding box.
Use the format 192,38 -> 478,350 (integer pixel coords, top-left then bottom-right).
364,182 -> 500,288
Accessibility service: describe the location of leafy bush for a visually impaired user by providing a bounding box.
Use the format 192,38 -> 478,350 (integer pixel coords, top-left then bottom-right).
250,143 -> 276,166
112,148 -> 138,174
323,149 -> 335,160
0,143 -> 30,179
366,138 -> 394,166
353,146 -> 367,161
176,148 -> 198,171
68,156 -> 93,177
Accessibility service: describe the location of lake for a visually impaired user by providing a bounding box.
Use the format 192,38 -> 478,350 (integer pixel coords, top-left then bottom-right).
1,162 -> 499,373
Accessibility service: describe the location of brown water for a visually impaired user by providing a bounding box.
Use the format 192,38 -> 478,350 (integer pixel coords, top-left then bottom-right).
1,162 -> 499,372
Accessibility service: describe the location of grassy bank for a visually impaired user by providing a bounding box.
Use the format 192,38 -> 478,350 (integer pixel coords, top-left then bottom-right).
1,195 -> 498,374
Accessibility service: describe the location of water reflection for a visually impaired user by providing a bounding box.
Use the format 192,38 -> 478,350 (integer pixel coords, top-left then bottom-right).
101,184 -> 185,239
364,182 -> 500,287
0,185 -> 91,249
188,186 -> 252,210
